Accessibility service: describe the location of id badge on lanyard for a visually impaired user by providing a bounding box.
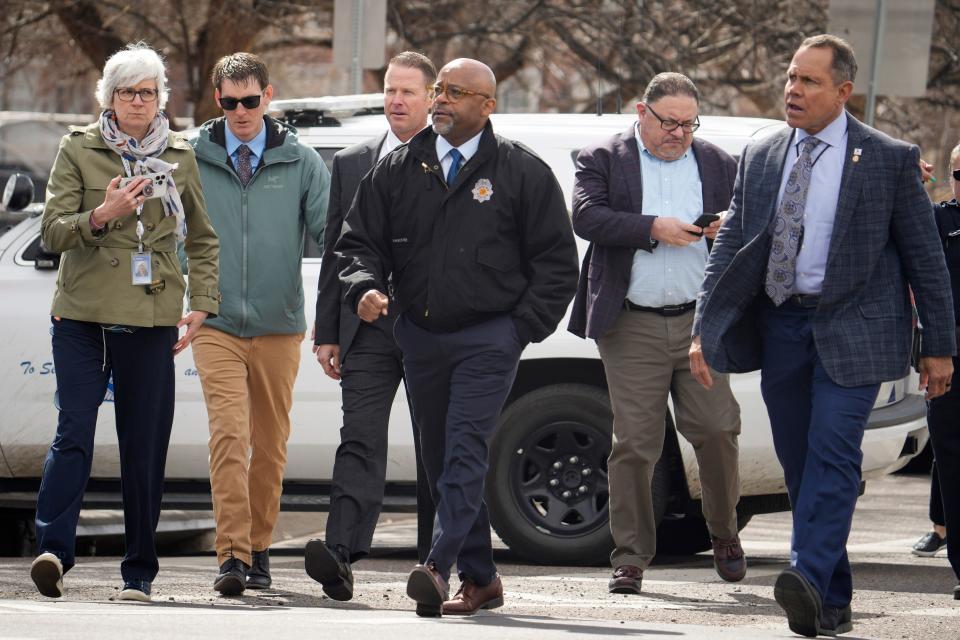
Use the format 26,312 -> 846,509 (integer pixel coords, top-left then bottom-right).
123,156 -> 152,285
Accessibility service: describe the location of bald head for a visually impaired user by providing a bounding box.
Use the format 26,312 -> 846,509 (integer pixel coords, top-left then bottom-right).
440,58 -> 497,97
431,58 -> 498,147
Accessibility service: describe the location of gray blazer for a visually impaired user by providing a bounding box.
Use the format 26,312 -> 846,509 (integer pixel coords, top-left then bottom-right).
568,128 -> 737,340
694,113 -> 956,387
314,133 -> 386,357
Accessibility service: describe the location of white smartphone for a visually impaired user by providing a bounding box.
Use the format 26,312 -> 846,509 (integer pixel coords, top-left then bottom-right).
118,172 -> 167,199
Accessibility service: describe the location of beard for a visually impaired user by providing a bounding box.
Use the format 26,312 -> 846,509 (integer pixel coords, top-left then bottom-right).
432,118 -> 453,135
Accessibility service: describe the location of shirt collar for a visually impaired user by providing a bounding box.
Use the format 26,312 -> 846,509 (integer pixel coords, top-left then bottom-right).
634,121 -> 691,162
224,118 -> 267,160
795,110 -> 848,150
379,125 -> 427,160
436,128 -> 484,163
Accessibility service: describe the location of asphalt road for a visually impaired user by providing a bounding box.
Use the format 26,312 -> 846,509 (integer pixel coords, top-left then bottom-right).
0,473 -> 957,639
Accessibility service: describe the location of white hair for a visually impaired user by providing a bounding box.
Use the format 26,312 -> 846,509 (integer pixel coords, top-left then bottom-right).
95,42 -> 169,111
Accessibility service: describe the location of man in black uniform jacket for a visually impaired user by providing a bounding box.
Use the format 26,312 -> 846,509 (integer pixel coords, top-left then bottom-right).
337,58 -> 579,617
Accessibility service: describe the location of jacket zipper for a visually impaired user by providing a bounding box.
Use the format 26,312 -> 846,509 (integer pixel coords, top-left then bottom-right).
422,162 -> 450,319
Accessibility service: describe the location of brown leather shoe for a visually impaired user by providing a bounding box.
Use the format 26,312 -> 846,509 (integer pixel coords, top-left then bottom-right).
442,574 -> 504,615
406,563 -> 449,617
608,565 -> 643,594
712,535 -> 747,582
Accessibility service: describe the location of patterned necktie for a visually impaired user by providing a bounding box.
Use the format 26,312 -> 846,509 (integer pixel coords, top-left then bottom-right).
236,144 -> 253,186
446,148 -> 463,185
765,135 -> 822,306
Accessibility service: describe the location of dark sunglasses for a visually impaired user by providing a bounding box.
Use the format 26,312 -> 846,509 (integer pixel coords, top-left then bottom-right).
218,94 -> 262,110
953,169 -> 960,181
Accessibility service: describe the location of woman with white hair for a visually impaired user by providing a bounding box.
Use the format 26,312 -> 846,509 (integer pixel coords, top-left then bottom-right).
29,42 -> 219,602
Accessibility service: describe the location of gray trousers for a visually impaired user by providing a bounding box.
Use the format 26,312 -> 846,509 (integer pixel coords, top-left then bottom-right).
597,308 -> 741,570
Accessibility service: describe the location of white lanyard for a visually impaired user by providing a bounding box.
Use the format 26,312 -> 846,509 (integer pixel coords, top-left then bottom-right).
121,156 -> 146,253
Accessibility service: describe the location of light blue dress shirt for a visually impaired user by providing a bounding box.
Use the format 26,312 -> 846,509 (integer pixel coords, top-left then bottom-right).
225,121 -> 267,173
436,129 -> 483,177
626,125 -> 707,307
777,111 -> 848,294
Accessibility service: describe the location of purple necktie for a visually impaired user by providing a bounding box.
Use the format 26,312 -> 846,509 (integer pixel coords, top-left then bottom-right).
236,144 -> 253,187
765,136 -> 821,306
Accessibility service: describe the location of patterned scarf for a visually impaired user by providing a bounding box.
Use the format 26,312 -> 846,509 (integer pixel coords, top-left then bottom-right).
99,110 -> 187,240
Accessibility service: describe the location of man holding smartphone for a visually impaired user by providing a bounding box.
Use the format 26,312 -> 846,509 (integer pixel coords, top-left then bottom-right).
568,72 -> 745,594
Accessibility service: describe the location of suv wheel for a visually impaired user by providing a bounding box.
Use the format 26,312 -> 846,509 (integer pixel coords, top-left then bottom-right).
486,383 -> 674,565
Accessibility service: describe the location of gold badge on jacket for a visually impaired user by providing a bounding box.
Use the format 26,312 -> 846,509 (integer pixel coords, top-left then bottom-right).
472,178 -> 494,203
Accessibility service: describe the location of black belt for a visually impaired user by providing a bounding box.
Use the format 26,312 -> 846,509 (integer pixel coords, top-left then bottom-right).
624,300 -> 696,316
782,294 -> 821,308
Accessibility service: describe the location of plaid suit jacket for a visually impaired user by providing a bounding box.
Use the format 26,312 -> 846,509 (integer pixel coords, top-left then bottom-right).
567,128 -> 737,340
694,113 -> 956,386
313,133 -> 385,357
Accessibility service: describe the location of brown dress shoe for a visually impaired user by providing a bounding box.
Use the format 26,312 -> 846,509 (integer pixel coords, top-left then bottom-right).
712,535 -> 747,582
406,563 -> 449,617
608,565 -> 643,594
442,574 -> 504,615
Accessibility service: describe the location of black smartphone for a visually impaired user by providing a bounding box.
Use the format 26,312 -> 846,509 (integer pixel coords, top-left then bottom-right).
692,213 -> 721,228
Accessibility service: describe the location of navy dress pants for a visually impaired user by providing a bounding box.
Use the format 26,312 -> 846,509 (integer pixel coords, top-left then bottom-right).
394,313 -> 523,585
35,318 -> 176,583
927,355 -> 960,581
759,302 -> 879,609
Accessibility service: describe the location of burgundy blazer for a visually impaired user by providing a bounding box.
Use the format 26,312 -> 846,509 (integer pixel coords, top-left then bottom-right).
567,128 -> 737,340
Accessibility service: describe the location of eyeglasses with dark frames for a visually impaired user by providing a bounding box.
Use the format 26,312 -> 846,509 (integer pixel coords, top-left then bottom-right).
429,82 -> 491,102
114,87 -> 159,103
645,103 -> 700,133
218,94 -> 263,111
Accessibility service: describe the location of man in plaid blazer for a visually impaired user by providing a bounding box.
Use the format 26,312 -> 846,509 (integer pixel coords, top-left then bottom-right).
691,35 -> 955,637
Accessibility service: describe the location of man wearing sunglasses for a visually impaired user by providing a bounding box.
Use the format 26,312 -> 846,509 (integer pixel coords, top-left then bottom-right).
569,72 -> 745,596
305,51 -> 437,602
190,52 -> 330,596
337,58 -> 579,616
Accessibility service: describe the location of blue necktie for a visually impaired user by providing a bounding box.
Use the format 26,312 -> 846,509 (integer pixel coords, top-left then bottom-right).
446,148 -> 463,185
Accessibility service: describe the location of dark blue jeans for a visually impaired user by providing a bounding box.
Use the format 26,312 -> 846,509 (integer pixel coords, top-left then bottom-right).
35,318 -> 176,583
394,313 -> 523,585
759,301 -> 879,609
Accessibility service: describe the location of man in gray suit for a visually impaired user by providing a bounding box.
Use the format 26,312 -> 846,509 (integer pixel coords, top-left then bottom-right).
691,35 -> 955,637
568,72 -> 745,595
304,51 -> 436,600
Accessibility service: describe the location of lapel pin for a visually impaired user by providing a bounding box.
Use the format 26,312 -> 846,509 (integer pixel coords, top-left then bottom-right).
852,148 -> 862,163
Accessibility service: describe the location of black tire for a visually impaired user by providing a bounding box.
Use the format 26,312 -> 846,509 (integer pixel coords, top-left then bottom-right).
0,509 -> 36,557
486,383 -> 674,566
656,512 -> 754,555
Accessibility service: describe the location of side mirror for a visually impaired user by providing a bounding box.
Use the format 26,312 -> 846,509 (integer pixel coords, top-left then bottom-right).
2,173 -> 35,212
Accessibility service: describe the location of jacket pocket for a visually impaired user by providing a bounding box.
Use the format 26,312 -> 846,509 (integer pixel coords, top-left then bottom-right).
476,245 -> 520,272
858,300 -> 898,319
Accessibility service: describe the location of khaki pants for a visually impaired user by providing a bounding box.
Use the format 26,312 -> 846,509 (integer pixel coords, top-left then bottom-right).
192,326 -> 302,566
597,308 -> 741,570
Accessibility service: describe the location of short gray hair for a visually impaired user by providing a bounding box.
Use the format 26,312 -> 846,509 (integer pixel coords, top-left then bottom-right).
799,34 -> 858,85
950,142 -> 960,172
641,72 -> 699,105
95,42 -> 169,111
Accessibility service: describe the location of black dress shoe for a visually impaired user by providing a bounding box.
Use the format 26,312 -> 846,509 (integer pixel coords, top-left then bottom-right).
304,539 -> 353,601
953,583 -> 960,600
774,567 -> 822,638
246,549 -> 271,590
214,557 -> 248,596
820,604 -> 853,636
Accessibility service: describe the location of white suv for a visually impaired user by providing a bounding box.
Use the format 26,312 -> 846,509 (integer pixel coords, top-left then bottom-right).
0,97 -> 928,563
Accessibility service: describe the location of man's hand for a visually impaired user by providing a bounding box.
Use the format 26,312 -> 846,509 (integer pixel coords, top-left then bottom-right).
689,335 -> 714,389
702,215 -> 724,240
174,310 -> 208,355
357,289 -> 389,322
919,355 -> 954,400
316,344 -> 342,380
919,159 -> 934,184
651,217 -> 704,247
